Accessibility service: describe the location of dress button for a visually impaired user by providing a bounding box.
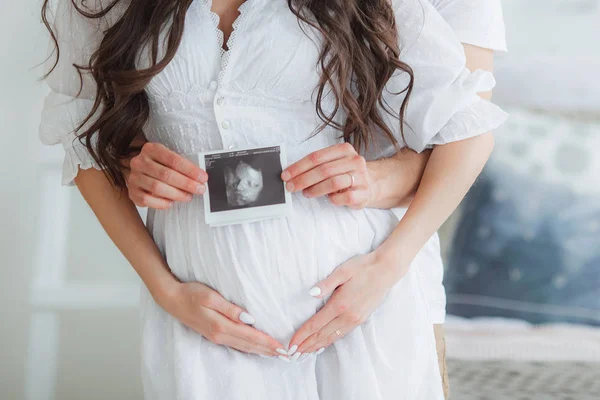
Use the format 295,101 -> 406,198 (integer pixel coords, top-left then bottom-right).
210,81 -> 218,89
221,120 -> 230,129
216,97 -> 225,106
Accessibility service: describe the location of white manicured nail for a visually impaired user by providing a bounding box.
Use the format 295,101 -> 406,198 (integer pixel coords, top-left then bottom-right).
315,347 -> 325,355
287,345 -> 298,355
278,355 -> 291,362
276,348 -> 288,355
291,352 -> 302,362
309,287 -> 322,297
239,312 -> 255,325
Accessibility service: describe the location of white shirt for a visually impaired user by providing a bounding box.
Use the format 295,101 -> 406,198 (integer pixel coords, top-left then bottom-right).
429,0 -> 507,52
38,1 -> 507,398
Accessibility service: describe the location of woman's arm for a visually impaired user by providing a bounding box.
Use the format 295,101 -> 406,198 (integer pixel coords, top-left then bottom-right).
40,0 -> 284,358
379,133 -> 494,266
365,43 -> 495,208
73,168 -> 285,356
73,168 -> 178,301
288,0 -> 508,353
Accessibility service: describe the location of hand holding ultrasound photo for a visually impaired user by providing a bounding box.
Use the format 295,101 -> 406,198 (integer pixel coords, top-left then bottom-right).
198,145 -> 293,227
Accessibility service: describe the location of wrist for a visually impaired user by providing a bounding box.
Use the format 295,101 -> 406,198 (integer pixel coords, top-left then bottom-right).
374,236 -> 417,282
365,159 -> 389,208
147,272 -> 182,310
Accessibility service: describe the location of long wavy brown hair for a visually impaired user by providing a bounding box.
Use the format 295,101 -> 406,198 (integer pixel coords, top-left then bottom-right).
40,0 -> 414,188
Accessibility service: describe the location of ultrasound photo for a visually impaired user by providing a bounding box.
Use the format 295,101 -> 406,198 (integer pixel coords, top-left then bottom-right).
198,145 -> 293,227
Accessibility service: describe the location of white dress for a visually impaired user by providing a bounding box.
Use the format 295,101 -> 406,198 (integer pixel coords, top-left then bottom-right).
39,0 -> 508,399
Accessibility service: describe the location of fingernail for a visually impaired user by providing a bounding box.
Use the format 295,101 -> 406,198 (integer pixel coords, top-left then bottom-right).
276,348 -> 288,355
281,171 -> 291,181
291,352 -> 302,362
285,182 -> 295,192
239,312 -> 255,325
196,184 -> 205,194
309,287 -> 322,297
278,355 -> 291,362
302,189 -> 311,198
315,347 -> 325,355
287,345 -> 298,356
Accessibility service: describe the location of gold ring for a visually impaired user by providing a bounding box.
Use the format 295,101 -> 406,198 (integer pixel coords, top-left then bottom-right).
348,173 -> 355,189
335,329 -> 343,337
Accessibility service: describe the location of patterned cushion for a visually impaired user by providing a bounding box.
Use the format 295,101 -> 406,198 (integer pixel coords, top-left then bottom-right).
444,109 -> 600,326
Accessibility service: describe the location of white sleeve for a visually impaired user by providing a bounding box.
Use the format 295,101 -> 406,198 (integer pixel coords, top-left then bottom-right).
427,0 -> 507,52
372,0 -> 509,156
38,0 -> 123,186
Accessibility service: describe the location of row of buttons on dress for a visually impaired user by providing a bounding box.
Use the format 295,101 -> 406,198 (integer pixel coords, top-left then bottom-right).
210,80 -> 235,150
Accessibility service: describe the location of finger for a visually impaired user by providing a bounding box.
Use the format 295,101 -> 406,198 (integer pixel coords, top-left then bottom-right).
298,317 -> 347,354
145,143 -> 208,182
327,189 -> 371,209
134,173 -> 194,203
129,189 -> 173,209
303,172 -> 366,199
301,317 -> 355,353
219,333 -> 280,357
205,291 -> 257,326
290,156 -> 358,194
226,319 -> 287,352
308,264 -> 352,300
288,300 -> 340,351
134,157 -> 206,195
281,142 -> 356,182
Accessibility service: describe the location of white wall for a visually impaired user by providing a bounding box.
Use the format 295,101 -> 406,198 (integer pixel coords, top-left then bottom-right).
1,2 -> 142,399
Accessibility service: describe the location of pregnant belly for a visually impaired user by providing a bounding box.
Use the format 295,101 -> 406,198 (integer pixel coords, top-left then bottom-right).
146,193 -> 398,343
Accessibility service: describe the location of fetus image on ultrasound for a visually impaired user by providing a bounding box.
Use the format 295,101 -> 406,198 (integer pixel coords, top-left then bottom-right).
203,146 -> 287,214
224,160 -> 265,207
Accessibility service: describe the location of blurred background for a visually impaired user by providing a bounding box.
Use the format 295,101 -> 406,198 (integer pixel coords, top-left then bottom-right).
1,1 -> 599,399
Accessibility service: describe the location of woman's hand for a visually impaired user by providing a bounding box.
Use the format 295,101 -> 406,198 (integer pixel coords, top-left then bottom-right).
288,250 -> 409,356
124,142 -> 208,209
281,142 -> 432,210
160,281 -> 287,358
281,143 -> 373,210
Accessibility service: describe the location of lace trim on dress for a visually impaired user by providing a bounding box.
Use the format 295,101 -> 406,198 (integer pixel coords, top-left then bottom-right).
202,0 -> 254,85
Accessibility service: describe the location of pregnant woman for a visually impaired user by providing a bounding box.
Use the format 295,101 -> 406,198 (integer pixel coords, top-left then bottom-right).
39,0 -> 507,398
121,2 -> 508,395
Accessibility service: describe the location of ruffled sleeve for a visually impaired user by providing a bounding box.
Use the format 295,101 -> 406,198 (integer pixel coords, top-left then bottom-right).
38,0 -> 122,186
371,0 -> 509,157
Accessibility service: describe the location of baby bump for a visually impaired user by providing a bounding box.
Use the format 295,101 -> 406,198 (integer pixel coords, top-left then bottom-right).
146,193 -> 398,343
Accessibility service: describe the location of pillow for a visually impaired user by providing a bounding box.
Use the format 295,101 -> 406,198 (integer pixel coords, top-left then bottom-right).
444,108 -> 600,326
